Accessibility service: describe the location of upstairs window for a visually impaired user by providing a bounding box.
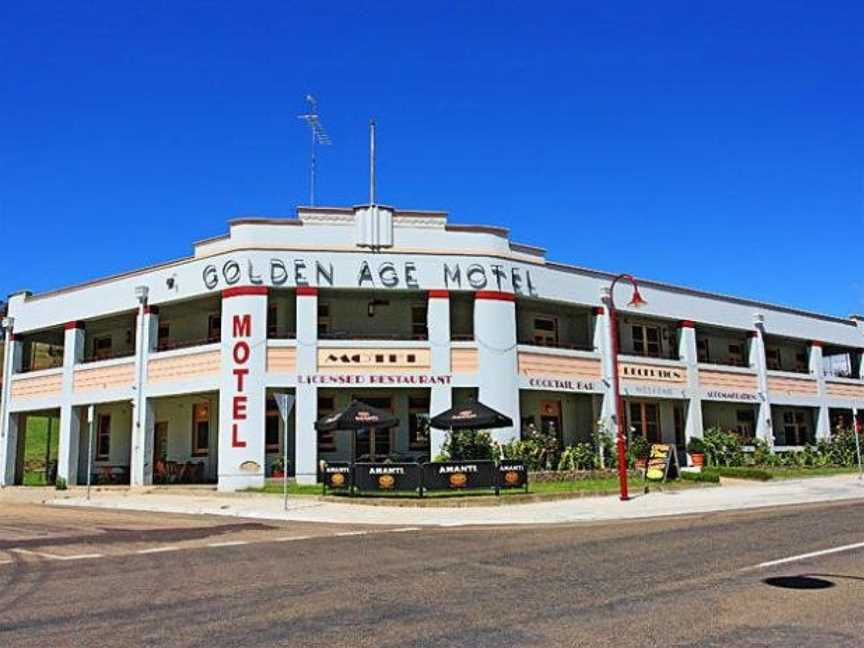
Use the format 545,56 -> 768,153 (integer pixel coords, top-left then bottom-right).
317,303 -> 331,336
766,347 -> 782,371
93,335 -> 113,361
632,325 -> 661,357
696,338 -> 710,363
207,314 -> 221,343
533,317 -> 558,346
795,351 -> 809,373
411,304 -> 428,340
728,343 -> 746,367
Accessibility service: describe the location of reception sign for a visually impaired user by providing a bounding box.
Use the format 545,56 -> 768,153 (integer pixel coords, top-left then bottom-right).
353,463 -> 422,492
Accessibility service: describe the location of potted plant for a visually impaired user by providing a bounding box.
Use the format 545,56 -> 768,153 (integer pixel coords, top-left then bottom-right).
687,437 -> 706,468
271,456 -> 286,479
629,436 -> 651,470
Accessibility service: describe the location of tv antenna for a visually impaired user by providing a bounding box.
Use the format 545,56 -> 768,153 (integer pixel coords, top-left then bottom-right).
297,95 -> 332,206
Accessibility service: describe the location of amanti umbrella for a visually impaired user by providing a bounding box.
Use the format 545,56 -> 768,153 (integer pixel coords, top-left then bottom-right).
430,400 -> 513,430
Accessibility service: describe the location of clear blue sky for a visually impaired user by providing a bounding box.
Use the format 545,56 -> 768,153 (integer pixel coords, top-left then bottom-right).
2,2 -> 862,316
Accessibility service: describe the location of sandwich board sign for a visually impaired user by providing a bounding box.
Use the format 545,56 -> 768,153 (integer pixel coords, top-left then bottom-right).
645,443 -> 679,482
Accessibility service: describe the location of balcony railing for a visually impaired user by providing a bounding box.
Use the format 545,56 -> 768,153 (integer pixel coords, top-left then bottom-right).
155,336 -> 220,353
267,326 -> 296,340
697,358 -> 750,369
518,339 -> 595,352
19,357 -> 64,373
451,333 -> 475,342
81,349 -> 136,364
318,331 -> 428,341
824,368 -> 858,379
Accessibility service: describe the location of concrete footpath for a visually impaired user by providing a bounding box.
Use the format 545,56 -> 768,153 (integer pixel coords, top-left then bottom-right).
23,474 -> 864,526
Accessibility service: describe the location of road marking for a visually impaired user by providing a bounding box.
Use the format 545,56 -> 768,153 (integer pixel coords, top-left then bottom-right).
273,535 -> 314,542
136,546 -> 180,554
745,541 -> 864,570
10,549 -> 102,561
335,531 -> 367,537
207,540 -> 249,548
385,527 -> 421,533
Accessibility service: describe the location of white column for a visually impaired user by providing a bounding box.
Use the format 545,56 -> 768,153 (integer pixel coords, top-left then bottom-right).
218,287 -> 268,491
751,319 -> 773,446
131,306 -> 158,486
428,290 -> 451,459
593,305 -> 616,439
294,286 -> 319,484
678,321 -> 704,450
0,333 -> 22,485
474,292 -> 519,444
810,341 -> 831,440
57,322 -> 85,486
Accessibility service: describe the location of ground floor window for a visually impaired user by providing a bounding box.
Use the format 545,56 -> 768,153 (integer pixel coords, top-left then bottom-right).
354,396 -> 392,460
736,409 -> 756,440
673,405 -> 685,447
628,401 -> 661,443
408,396 -> 430,450
265,397 -> 280,451
96,414 -> 111,460
317,396 -> 336,452
829,409 -> 854,434
192,403 -> 210,456
782,410 -> 811,446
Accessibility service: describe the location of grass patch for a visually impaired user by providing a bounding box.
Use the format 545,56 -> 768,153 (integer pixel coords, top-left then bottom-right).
22,415 -> 59,487
763,466 -> 860,480
681,470 -> 720,483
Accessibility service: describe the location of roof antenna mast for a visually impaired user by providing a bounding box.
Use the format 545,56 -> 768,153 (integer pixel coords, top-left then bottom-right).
298,95 -> 331,206
369,118 -> 376,205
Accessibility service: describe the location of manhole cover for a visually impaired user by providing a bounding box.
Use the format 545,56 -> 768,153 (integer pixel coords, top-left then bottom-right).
763,575 -> 834,590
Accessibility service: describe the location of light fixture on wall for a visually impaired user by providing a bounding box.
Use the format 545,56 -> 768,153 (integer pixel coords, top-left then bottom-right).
367,299 -> 389,317
134,285 -> 149,304
0,316 -> 13,331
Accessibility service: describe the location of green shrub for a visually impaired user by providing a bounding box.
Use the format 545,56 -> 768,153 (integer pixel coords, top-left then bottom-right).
750,438 -> 775,466
593,421 -> 617,469
627,436 -> 650,466
687,437 -> 705,454
702,427 -> 744,467
557,443 -> 596,471
440,430 -> 495,461
681,470 -> 719,483
55,477 -> 67,491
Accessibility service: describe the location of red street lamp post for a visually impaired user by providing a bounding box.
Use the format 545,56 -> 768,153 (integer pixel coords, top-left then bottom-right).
605,273 -> 647,502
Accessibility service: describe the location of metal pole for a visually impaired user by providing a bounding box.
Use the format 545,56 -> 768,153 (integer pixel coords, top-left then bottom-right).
369,119 -> 376,205
283,413 -> 289,511
853,406 -> 862,482
608,291 -> 629,501
310,126 -> 316,206
86,405 -> 95,501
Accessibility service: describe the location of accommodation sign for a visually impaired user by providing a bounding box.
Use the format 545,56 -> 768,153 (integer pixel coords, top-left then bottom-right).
202,257 -> 538,294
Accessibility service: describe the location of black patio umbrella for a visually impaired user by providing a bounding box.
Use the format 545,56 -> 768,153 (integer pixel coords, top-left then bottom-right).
430,400 -> 513,430
314,400 -> 399,463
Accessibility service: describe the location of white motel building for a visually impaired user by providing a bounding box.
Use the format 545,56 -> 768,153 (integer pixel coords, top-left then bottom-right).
0,204 -> 862,490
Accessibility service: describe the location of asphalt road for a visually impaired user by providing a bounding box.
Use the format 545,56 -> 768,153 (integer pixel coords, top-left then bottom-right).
1,500 -> 863,647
